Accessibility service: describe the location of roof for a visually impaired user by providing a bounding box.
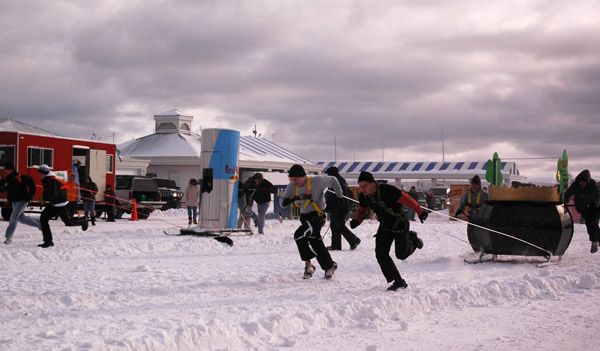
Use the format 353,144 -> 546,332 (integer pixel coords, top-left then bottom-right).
118,133 -> 202,157
118,133 -> 313,165
154,109 -> 192,117
0,118 -> 61,136
318,161 -> 522,179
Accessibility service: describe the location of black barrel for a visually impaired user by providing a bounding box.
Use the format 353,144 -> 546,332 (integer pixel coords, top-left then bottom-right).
468,201 -> 574,257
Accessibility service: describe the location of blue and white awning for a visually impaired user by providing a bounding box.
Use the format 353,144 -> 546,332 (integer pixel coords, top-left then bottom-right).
317,161 -> 522,179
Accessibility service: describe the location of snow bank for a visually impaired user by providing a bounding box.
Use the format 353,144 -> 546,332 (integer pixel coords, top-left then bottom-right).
0,210 -> 598,350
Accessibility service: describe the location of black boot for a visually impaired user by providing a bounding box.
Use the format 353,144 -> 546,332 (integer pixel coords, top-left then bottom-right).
410,231 -> 424,249
38,242 -> 54,248
387,279 -> 408,291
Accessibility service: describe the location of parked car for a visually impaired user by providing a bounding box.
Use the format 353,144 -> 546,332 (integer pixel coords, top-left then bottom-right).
154,178 -> 183,210
113,175 -> 166,219
430,187 -> 449,210
414,191 -> 428,209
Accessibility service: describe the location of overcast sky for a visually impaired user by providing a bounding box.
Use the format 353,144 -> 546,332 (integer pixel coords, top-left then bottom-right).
1,0 -> 599,181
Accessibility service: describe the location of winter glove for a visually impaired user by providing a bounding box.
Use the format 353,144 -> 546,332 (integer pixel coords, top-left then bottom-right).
418,211 -> 428,223
282,196 -> 300,207
349,219 -> 360,229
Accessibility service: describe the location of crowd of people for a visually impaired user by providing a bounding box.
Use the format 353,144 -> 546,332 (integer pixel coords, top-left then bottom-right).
2,159 -> 598,291
0,161 -> 120,248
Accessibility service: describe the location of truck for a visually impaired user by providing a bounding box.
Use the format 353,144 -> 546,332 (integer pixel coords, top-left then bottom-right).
0,129 -> 116,220
113,175 -> 166,219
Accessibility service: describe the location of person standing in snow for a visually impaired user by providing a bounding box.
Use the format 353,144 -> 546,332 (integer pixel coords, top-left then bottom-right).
280,164 -> 344,280
350,171 -> 427,291
0,162 -> 40,244
37,164 -> 88,248
454,175 -> 488,220
564,170 -> 600,253
80,176 -> 98,226
324,166 -> 361,251
236,178 -> 256,230
249,173 -> 276,234
184,178 -> 200,225
103,184 -> 116,222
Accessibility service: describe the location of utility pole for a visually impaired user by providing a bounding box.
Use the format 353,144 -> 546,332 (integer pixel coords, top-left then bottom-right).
334,136 -> 337,161
441,126 -> 445,163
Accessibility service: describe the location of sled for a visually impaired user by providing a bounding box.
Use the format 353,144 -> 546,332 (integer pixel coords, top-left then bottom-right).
467,199 -> 573,259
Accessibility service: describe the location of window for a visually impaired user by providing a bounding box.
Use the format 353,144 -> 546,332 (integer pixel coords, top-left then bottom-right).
157,122 -> 177,130
106,154 -> 114,173
28,147 -> 54,168
0,145 -> 15,168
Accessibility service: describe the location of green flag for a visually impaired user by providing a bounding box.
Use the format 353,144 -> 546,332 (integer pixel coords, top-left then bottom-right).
556,149 -> 569,198
485,152 -> 503,186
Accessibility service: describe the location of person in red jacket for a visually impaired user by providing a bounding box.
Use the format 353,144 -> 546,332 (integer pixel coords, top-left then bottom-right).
350,171 -> 428,291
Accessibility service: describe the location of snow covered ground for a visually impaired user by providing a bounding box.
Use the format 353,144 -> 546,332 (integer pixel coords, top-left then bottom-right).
1,209 -> 599,350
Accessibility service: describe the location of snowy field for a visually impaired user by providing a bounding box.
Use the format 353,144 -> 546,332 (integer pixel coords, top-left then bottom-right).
0,209 -> 599,351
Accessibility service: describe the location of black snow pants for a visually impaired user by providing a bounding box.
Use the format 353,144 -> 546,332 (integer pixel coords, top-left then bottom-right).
375,224 -> 418,283
583,207 -> 600,242
329,211 -> 360,250
294,212 -> 335,270
40,205 -> 85,244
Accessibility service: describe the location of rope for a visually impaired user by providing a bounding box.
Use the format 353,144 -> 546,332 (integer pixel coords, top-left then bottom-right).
419,205 -> 553,258
325,189 -> 552,257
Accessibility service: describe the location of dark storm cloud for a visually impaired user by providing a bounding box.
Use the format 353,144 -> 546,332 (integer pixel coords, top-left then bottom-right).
0,0 -> 599,180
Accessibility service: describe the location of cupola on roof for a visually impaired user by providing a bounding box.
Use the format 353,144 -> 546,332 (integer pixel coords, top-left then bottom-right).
154,109 -> 193,135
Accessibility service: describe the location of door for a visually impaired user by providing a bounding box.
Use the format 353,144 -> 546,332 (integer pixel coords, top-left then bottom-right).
89,149 -> 107,199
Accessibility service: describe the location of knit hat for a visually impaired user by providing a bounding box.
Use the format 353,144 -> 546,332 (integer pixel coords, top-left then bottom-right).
471,175 -> 481,185
288,164 -> 306,177
358,171 -> 375,183
37,164 -> 51,175
252,173 -> 263,181
325,166 -> 339,176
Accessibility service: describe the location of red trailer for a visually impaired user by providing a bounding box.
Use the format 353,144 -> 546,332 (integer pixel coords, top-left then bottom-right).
0,130 -> 116,220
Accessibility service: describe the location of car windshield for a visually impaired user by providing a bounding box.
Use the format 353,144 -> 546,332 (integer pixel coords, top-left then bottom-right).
155,179 -> 177,188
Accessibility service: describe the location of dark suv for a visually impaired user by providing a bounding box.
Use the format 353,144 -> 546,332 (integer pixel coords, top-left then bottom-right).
154,178 -> 183,210
114,175 -> 166,219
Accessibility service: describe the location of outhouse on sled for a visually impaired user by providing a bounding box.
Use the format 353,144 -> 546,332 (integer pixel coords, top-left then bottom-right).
467,186 -> 574,259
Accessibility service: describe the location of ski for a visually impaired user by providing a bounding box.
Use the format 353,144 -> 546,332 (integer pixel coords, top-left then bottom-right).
463,252 -> 496,264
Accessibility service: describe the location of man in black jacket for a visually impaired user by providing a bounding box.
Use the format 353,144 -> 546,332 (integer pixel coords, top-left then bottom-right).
350,171 -> 427,291
249,173 -> 276,234
37,164 -> 88,248
0,163 -> 40,244
324,167 -> 360,250
565,170 -> 600,253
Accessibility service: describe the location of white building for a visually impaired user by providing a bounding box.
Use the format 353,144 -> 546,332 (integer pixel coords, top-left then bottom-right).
117,109 -> 321,187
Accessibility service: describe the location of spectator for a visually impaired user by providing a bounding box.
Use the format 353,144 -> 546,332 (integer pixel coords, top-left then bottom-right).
104,184 -> 116,222
184,178 -> 200,225
80,176 -> 98,226
249,173 -> 276,234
